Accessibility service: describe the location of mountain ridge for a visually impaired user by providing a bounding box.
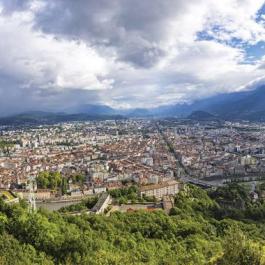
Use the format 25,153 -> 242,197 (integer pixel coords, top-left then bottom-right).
2,85 -> 265,123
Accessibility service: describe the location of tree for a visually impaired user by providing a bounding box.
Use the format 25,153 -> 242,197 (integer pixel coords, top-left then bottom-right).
217,226 -> 265,265
36,171 -> 62,190
61,177 -> 68,195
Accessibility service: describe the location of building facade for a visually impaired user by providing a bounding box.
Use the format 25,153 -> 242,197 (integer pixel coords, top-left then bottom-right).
140,180 -> 181,199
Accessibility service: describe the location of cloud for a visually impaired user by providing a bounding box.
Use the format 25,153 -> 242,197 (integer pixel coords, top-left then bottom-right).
0,9 -> 113,89
32,0 -> 265,63
0,0 -> 30,14
201,0 -> 265,44
0,4 -> 115,114
0,0 -> 265,113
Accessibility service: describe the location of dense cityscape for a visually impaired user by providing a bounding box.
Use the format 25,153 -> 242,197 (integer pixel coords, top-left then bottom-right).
1,119 -> 265,208
1,0 -> 265,264
1,119 -> 265,264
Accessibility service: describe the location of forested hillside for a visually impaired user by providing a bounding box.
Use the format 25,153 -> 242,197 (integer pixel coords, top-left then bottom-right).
0,184 -> 265,265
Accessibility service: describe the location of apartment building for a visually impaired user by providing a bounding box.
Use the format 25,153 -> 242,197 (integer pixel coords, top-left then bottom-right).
139,180 -> 181,199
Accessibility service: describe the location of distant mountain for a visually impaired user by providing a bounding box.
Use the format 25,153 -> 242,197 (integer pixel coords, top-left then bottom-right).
191,85 -> 265,121
124,108 -> 152,117
187,111 -> 218,121
150,104 -> 191,117
151,85 -> 265,121
0,111 -> 124,126
66,104 -> 116,116
3,85 -> 265,124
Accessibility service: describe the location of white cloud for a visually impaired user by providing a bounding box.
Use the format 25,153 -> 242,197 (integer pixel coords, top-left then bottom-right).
204,0 -> 265,44
0,7 -> 112,92
0,0 -> 265,112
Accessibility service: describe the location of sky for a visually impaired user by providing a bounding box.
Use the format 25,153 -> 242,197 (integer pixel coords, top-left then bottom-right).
0,0 -> 265,115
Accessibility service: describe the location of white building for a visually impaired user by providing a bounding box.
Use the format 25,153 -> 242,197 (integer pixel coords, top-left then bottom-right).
140,180 -> 181,199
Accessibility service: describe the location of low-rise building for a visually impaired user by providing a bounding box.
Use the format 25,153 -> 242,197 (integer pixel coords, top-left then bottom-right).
140,180 -> 181,199
91,192 -> 112,214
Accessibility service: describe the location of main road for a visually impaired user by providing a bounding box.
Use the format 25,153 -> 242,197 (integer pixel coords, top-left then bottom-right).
156,121 -> 223,188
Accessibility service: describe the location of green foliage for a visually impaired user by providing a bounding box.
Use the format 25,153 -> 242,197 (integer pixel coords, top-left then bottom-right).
59,197 -> 98,213
217,225 -> 265,265
108,185 -> 156,204
36,171 -> 63,190
172,184 -> 218,217
0,140 -> 15,156
61,177 -> 68,195
109,185 -> 138,198
208,183 -> 265,221
257,181 -> 265,192
209,183 -> 250,204
0,184 -> 265,264
0,140 -> 15,149
109,185 -> 140,204
0,233 -> 53,265
71,174 -> 86,185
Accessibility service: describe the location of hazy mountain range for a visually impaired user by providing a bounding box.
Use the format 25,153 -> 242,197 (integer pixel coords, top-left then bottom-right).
1,85 -> 265,125
65,85 -> 265,119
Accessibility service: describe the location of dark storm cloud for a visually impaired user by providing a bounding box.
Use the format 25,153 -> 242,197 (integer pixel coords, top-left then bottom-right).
0,0 -> 30,14
0,75 -> 102,117
33,0 -> 186,67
